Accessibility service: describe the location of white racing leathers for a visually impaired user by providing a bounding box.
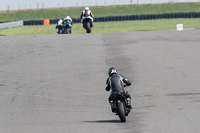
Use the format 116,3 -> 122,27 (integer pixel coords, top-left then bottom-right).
56,19 -> 63,33
58,19 -> 63,26
80,10 -> 94,22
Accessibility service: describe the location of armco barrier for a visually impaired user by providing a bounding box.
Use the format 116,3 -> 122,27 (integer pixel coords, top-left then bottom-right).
23,20 -> 43,25
50,19 -> 59,24
22,12 -> 200,25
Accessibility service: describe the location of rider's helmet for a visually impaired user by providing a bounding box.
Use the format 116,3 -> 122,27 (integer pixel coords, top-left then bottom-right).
108,67 -> 117,76
65,16 -> 70,19
85,7 -> 89,11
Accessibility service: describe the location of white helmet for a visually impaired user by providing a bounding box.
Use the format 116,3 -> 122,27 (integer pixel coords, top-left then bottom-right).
85,7 -> 89,11
66,16 -> 70,19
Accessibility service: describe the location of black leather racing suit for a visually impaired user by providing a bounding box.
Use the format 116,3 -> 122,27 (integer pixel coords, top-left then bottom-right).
105,73 -> 131,109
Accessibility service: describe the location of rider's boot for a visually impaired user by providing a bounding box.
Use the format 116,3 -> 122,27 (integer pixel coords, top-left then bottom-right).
127,98 -> 132,109
110,100 -> 116,112
82,23 -> 85,28
90,22 -> 93,27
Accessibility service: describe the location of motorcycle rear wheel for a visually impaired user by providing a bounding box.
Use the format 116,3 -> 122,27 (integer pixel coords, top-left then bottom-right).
117,102 -> 126,122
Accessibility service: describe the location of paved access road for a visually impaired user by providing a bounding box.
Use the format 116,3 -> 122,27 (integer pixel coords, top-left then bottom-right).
0,30 -> 200,133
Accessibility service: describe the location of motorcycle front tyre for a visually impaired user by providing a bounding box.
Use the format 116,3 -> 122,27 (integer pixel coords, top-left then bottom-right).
117,102 -> 126,122
86,22 -> 91,33
59,29 -> 63,34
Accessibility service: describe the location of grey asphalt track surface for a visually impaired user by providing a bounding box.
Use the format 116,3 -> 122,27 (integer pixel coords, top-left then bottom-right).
1,30 -> 200,133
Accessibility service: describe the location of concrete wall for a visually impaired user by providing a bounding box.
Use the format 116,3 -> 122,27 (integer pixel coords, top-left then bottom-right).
0,20 -> 23,29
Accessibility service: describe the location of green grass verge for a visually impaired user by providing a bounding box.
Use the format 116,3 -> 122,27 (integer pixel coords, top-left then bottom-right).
1,3 -> 200,22
1,18 -> 200,36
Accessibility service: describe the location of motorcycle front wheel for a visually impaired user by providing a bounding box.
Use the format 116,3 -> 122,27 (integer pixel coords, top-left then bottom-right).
86,22 -> 91,33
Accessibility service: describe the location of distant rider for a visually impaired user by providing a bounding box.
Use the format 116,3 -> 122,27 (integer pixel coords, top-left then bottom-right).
63,16 -> 73,26
62,16 -> 73,33
80,7 -> 94,27
105,67 -> 132,112
56,18 -> 63,33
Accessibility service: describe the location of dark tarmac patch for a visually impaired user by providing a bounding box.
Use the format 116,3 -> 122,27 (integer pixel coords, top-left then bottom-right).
81,120 -> 121,123
166,92 -> 200,97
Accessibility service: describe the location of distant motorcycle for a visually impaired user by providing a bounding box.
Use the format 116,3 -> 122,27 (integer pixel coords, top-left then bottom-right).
111,92 -> 131,122
82,16 -> 93,33
62,19 -> 72,34
56,19 -> 72,34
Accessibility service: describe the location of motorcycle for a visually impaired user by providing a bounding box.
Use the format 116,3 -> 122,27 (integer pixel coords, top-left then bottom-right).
62,19 -> 72,34
56,19 -> 63,34
82,16 -> 93,33
111,92 -> 131,122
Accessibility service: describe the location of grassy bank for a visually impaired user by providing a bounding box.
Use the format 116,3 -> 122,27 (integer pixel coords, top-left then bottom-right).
1,18 -> 200,36
1,3 -> 200,22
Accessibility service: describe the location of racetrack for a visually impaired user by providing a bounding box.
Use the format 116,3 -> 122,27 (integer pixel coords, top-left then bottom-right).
0,30 -> 200,133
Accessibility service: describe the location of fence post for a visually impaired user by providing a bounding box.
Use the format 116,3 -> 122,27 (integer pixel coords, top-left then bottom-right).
7,6 -> 10,12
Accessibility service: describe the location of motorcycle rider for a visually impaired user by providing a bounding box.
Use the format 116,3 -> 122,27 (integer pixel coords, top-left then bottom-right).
105,67 -> 132,112
56,16 -> 73,34
63,16 -> 73,25
80,7 -> 94,27
62,16 -> 73,33
56,18 -> 63,33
